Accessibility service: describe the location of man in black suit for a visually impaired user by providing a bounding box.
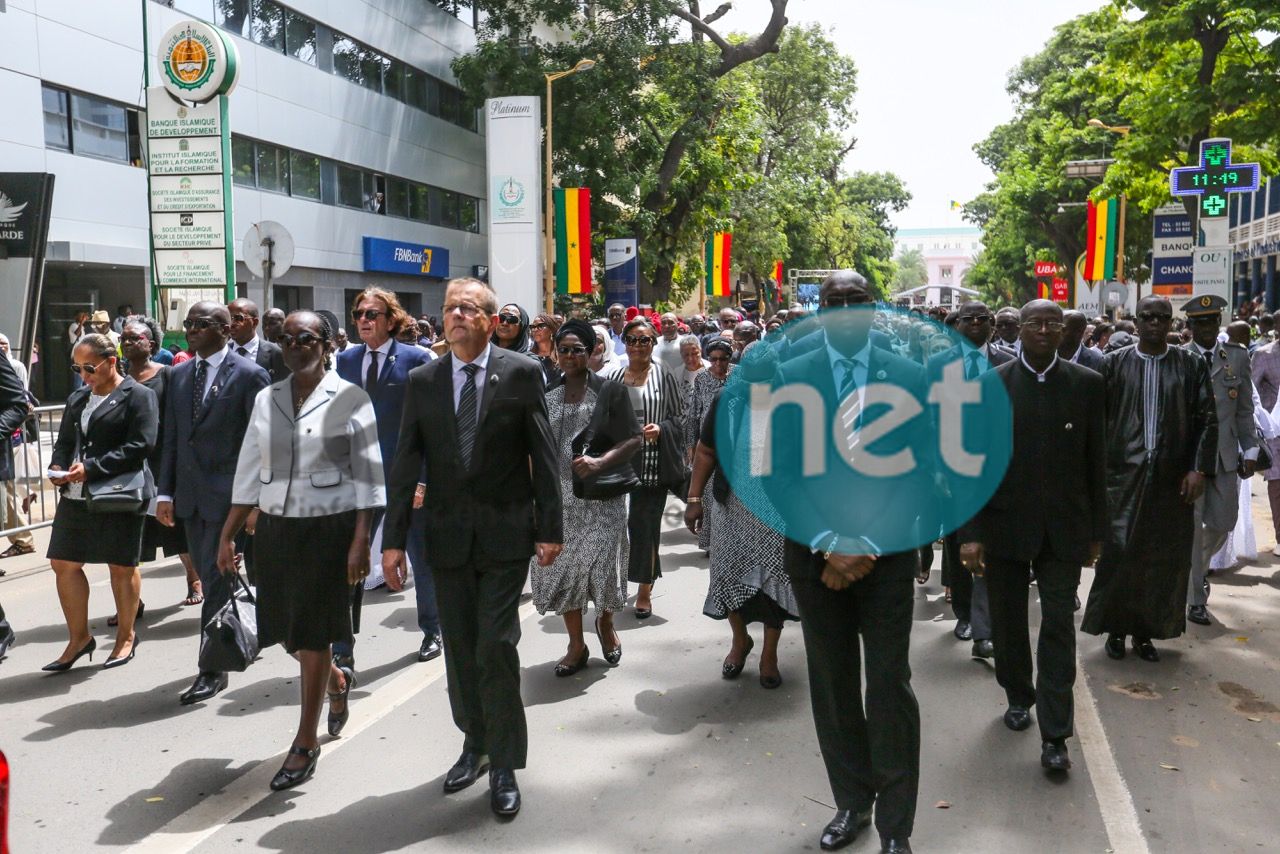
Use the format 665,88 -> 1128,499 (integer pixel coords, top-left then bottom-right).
158,302 -> 271,705
0,353 -> 29,660
383,277 -> 562,819
928,301 -> 1011,660
770,271 -> 925,853
227,298 -> 289,382
960,300 -> 1106,774
1059,310 -> 1105,373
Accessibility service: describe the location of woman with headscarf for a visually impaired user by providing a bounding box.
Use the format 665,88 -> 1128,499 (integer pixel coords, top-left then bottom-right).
492,303 -> 532,353
530,320 -> 641,675
685,342 -> 796,689
682,339 -> 732,553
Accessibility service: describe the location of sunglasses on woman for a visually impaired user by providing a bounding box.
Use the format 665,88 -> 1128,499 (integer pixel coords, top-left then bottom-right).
499,314 -> 522,325
352,309 -> 385,322
556,344 -> 588,356
71,359 -> 110,375
530,323 -> 550,331
278,331 -> 322,348
624,335 -> 654,346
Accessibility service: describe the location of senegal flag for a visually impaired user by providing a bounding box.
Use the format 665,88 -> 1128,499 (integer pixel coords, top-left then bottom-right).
554,188 -> 592,294
1084,197 -> 1119,282
705,232 -> 732,297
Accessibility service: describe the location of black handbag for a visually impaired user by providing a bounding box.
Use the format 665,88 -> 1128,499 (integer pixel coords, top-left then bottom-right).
571,427 -> 640,500
85,468 -> 148,514
198,573 -> 259,673
656,419 -> 689,499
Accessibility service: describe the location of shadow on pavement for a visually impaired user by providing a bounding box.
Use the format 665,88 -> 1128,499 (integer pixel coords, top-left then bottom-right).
23,677 -> 192,741
98,757 -> 262,846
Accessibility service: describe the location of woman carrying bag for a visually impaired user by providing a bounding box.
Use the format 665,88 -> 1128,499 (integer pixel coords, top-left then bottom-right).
529,321 -> 641,676
45,333 -> 158,671
218,311 -> 384,792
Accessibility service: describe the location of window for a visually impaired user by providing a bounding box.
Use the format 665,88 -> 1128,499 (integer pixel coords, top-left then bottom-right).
231,136 -> 256,185
333,37 -> 387,93
250,0 -> 285,52
284,11 -> 316,64
438,84 -> 461,124
70,92 -> 129,162
409,183 -> 430,222
386,178 -> 409,218
940,266 -> 953,281
42,86 -> 71,151
459,196 -> 479,233
336,165 -> 364,208
214,0 -> 251,37
290,151 -> 321,200
366,173 -> 386,213
438,189 -> 460,229
384,59 -> 405,102
256,142 -> 290,194
404,67 -> 429,112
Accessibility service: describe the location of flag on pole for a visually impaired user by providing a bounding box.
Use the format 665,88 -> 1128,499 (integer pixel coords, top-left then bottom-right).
949,200 -> 964,211
554,187 -> 592,294
766,260 -> 782,303
1084,197 -> 1118,282
705,232 -> 732,297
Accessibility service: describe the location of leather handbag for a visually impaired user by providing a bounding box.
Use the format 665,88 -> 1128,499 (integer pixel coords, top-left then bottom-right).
198,573 -> 259,673
85,468 -> 148,514
656,419 -> 689,500
571,426 -> 640,500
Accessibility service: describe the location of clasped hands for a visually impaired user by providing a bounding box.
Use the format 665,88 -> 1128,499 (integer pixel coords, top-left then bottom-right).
820,552 -> 876,591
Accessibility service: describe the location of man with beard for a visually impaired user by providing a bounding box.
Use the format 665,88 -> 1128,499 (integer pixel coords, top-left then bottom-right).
1081,296 -> 1216,662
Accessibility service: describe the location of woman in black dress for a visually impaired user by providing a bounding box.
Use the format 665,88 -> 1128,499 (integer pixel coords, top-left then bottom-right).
45,333 -> 158,671
218,311 -> 383,791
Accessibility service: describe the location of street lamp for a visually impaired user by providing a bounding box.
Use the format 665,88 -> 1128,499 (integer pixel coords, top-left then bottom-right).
1086,118 -> 1131,135
544,59 -> 597,313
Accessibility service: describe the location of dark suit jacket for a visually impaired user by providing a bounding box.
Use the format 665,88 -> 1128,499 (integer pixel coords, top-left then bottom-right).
158,351 -> 270,521
227,339 -> 287,381
958,358 -> 1106,563
383,347 -> 562,570
0,356 -> 27,482
773,339 -> 940,580
51,377 -> 159,493
336,339 -> 433,477
1071,345 -> 1105,373
783,326 -> 894,361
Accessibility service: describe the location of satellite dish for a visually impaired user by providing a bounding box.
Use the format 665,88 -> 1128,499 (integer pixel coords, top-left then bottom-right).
242,221 -> 295,280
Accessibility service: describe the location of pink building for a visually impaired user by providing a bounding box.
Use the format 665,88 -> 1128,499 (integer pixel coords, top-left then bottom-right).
892,227 -> 984,308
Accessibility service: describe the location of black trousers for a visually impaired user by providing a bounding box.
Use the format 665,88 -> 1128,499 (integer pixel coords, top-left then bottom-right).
434,551 -> 529,769
985,552 -> 1081,743
0,598 -> 8,628
791,552 -> 920,840
944,533 -> 991,639
626,485 -> 668,585
184,513 -> 233,676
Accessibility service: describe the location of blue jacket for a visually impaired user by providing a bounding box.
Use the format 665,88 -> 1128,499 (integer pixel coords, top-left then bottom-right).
158,350 -> 270,521
336,339 -> 433,476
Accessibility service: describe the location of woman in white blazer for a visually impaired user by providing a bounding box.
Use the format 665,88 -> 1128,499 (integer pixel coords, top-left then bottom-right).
218,311 -> 385,792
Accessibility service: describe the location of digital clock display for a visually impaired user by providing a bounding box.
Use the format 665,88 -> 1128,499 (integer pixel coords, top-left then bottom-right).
1169,137 -> 1261,219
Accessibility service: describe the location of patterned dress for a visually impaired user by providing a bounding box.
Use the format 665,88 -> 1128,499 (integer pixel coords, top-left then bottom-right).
684,368 -> 729,551
529,385 -> 630,615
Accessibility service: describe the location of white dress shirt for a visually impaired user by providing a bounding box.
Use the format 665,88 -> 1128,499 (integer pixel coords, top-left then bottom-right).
192,346 -> 227,403
451,343 -> 491,416
361,338 -> 394,387
230,335 -> 260,361
826,334 -> 872,411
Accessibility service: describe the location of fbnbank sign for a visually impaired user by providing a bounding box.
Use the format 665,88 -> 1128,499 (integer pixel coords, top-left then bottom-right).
362,237 -> 450,277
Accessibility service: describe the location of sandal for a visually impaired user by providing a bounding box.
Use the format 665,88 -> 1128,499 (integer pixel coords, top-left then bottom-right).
0,542 -> 35,559
182,583 -> 204,607
327,665 -> 355,737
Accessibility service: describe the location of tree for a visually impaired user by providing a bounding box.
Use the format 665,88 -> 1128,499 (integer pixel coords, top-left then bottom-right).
892,247 -> 928,294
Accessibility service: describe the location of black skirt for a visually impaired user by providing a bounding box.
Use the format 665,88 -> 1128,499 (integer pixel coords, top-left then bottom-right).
46,497 -> 146,567
140,514 -> 188,563
253,510 -> 357,653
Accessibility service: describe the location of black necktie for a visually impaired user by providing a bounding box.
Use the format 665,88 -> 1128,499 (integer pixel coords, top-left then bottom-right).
192,359 -> 208,421
967,351 -> 983,381
366,351 -> 379,394
237,346 -> 248,357
457,364 -> 479,466
1203,349 -> 1213,372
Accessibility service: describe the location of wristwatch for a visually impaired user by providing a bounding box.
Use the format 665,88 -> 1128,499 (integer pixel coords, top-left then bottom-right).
822,533 -> 840,562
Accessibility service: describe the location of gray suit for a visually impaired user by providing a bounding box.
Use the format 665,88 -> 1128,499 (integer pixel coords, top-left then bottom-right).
1184,341 -> 1257,606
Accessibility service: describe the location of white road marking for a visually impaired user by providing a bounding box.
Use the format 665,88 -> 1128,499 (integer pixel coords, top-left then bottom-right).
122,599 -> 537,854
1074,650 -> 1150,854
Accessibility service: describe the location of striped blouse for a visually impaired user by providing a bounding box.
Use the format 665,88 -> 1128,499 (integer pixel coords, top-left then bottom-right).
606,362 -> 684,485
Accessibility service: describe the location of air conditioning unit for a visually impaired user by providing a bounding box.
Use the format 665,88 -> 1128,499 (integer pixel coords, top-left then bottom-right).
164,298 -> 187,331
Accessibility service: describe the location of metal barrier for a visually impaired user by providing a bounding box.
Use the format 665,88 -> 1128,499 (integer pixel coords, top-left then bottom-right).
1,404 -> 64,539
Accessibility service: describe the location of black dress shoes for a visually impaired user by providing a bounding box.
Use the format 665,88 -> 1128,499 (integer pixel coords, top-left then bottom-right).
269,745 -> 319,791
180,672 -> 228,705
0,625 -> 16,661
1187,605 -> 1211,626
1105,634 -> 1126,660
1133,638 -> 1159,662
880,837 -> 912,853
489,768 -> 521,817
1003,706 -> 1032,732
953,620 -> 973,641
1041,740 -> 1071,773
971,639 -> 994,660
819,808 -> 872,850
418,633 -> 443,662
443,751 -> 490,793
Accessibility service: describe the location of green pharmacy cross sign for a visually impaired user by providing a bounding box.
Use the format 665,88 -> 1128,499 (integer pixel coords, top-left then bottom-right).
1170,137 -> 1260,218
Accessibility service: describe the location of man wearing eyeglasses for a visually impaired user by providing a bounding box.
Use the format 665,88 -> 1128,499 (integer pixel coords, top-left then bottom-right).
1179,294 -> 1257,628
1081,296 -> 1217,664
928,301 -> 1010,660
606,303 -> 629,359
227,298 -> 289,382
157,302 -> 271,705
993,307 -> 1022,352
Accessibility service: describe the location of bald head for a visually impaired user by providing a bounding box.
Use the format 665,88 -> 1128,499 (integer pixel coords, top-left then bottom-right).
1226,320 -> 1251,347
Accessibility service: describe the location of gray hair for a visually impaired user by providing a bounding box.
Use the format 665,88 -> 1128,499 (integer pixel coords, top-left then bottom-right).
678,334 -> 701,350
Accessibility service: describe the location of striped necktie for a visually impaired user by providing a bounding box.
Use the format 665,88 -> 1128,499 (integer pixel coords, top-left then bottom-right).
192,359 -> 208,421
456,363 -> 479,466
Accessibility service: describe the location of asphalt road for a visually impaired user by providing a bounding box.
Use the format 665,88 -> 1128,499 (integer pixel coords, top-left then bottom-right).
1,490 -> 1277,853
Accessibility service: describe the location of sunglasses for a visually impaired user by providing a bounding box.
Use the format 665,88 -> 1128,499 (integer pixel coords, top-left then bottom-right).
1136,312 -> 1172,323
957,315 -> 991,325
556,345 -> 588,356
499,315 -> 522,325
624,335 -> 655,346
352,309 -> 385,322
823,295 -> 874,307
1021,319 -> 1065,332
71,358 -> 110,375
182,317 -> 220,331
708,355 -> 731,363
229,313 -> 253,323
278,331 -> 322,348
530,323 -> 550,331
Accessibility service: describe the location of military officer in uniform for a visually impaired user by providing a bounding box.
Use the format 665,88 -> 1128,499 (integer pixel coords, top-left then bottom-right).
1181,294 -> 1258,626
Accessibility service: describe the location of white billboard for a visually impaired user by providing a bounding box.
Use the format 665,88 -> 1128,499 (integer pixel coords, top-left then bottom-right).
485,97 -> 543,313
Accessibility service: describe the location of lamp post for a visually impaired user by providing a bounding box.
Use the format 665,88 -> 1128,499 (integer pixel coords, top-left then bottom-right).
544,59 -> 596,314
1086,118 -> 1132,281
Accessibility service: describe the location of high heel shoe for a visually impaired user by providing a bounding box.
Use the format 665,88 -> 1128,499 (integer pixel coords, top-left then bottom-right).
554,648 -> 589,677
103,636 -> 139,670
759,671 -> 783,690
596,617 -> 622,666
721,637 -> 755,680
107,601 -> 145,628
42,637 -> 96,672
327,665 -> 355,737
269,745 -> 320,791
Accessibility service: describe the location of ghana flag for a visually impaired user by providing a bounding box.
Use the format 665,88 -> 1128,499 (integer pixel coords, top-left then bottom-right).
1084,197 -> 1119,281
705,232 -> 732,297
554,187 -> 592,294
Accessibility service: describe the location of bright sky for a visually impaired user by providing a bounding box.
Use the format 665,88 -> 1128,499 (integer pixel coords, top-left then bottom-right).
722,0 -> 1109,230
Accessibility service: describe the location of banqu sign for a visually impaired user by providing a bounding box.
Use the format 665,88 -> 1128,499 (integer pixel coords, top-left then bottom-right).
157,20 -> 239,104
0,174 -> 54,257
